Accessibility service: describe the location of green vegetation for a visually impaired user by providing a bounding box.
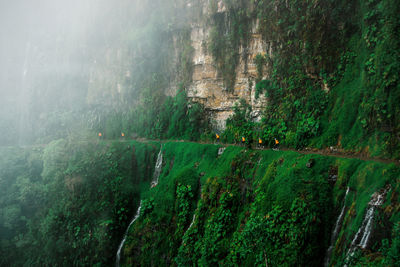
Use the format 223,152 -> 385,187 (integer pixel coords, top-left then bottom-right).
214,0 -> 348,149
1,1 -> 400,266
0,140 -> 159,266
120,142 -> 400,266
222,99 -> 255,145
207,0 -> 400,159
1,140 -> 398,266
208,0 -> 252,91
5,0 -> 398,161
130,89 -> 209,140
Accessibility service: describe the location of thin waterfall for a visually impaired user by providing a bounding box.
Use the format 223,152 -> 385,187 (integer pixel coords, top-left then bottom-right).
181,184 -> 202,246
116,146 -> 163,266
344,189 -> 388,266
151,147 -> 163,187
181,213 -> 197,247
116,200 -> 142,267
187,214 -> 196,230
324,187 -> 350,267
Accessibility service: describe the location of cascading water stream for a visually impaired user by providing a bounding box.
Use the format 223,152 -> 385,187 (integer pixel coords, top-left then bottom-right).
116,146 -> 163,266
344,188 -> 388,266
151,147 -> 163,187
324,187 -> 350,267
115,201 -> 142,267
181,213 -> 196,246
181,185 -> 202,246
187,214 -> 196,230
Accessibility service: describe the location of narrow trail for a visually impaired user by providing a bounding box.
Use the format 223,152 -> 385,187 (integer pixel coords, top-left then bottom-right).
132,138 -> 399,166
7,138 -> 399,166
279,147 -> 398,165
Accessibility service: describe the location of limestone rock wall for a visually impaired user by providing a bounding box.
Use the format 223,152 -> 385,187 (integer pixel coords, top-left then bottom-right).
86,0 -> 270,130
186,1 -> 269,130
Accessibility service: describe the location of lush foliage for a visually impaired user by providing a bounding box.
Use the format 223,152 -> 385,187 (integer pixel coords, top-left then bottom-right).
1,141 -> 399,266
208,0 -> 252,91
222,99 -> 255,145
121,142 -> 400,266
2,0 -> 400,266
212,0 -> 351,149
123,89 -> 209,140
316,0 -> 400,158
215,0 -> 400,158
0,140 -> 159,266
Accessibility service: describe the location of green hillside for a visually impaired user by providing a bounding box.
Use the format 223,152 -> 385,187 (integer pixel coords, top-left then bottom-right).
121,142 -> 400,266
0,0 -> 399,266
1,140 -> 398,266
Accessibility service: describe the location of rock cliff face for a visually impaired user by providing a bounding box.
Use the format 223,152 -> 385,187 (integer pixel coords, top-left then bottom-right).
186,1 -> 269,129
86,0 -> 270,130
88,47 -> 132,107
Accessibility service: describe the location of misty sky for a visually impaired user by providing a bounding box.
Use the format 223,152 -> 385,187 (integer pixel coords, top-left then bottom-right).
0,0 -> 149,102
0,0 -> 153,144
1,0 -> 91,103
0,0 -> 190,145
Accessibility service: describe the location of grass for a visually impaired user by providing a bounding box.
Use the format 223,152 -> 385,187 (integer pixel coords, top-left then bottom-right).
122,141 -> 400,266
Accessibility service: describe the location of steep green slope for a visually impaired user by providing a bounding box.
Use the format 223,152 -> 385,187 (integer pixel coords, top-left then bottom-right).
0,141 -> 398,266
122,142 -> 399,266
317,0 -> 400,158
217,0 -> 400,159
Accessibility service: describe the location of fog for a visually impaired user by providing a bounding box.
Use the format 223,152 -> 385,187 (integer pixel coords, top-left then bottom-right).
0,2 -> 198,265
0,0 -> 179,145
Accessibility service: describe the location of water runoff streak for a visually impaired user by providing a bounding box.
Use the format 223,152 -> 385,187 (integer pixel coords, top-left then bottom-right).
324,187 -> 350,267
181,184 -> 203,246
218,147 -> 226,156
188,214 -> 196,230
151,147 -> 163,188
116,201 -> 142,267
180,213 -> 197,247
115,146 -> 163,266
344,188 -> 388,266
